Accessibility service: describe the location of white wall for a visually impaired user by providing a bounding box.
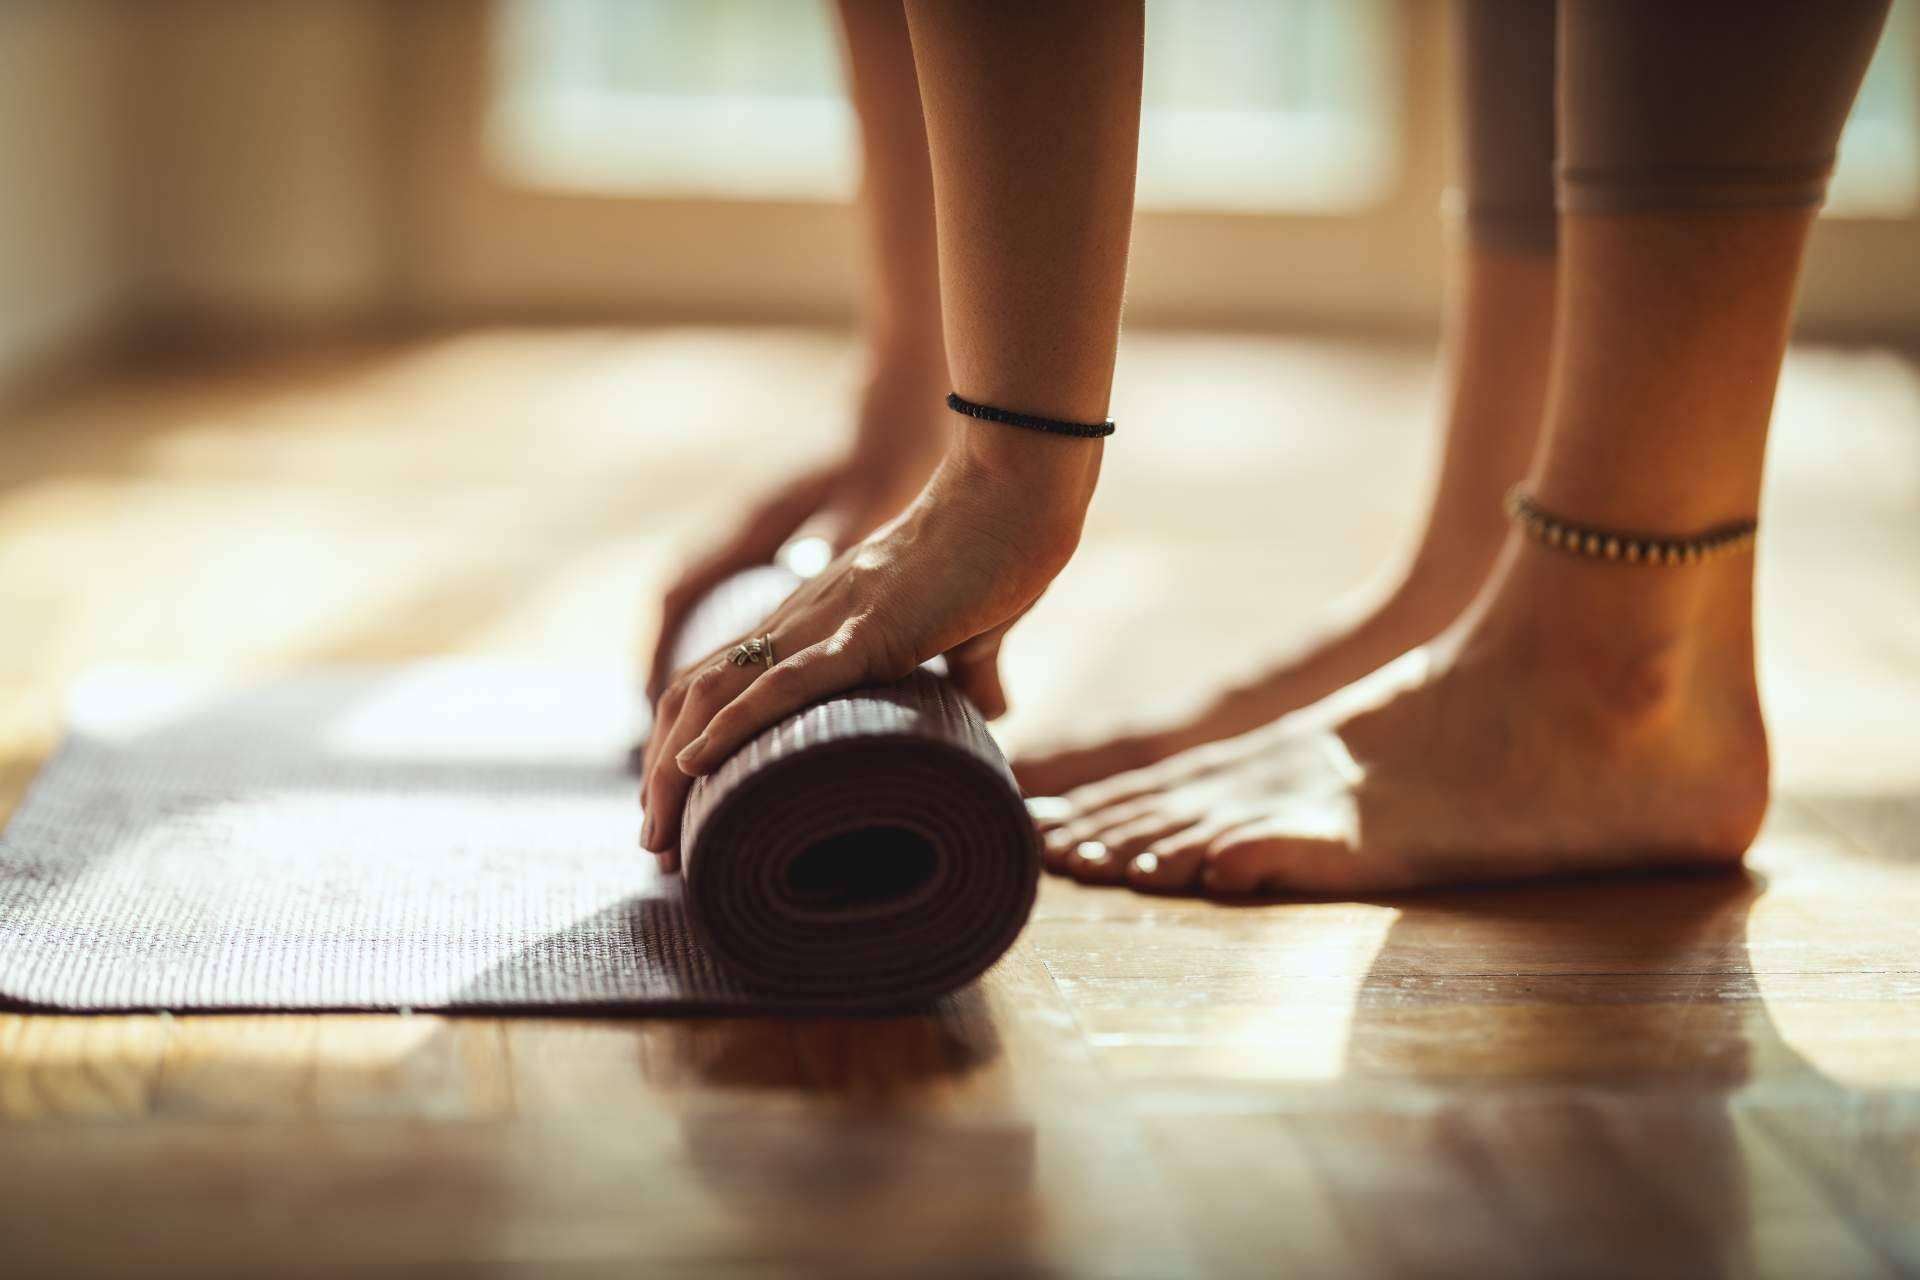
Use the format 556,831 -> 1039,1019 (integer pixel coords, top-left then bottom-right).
126,0 -> 394,328
1,0 -> 396,403
0,0 -> 129,400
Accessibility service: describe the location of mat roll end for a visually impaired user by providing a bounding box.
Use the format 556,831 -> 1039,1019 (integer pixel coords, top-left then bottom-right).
671,567 -> 1041,1009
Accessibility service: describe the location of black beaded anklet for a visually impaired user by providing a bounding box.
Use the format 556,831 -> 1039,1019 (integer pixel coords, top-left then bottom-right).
946,392 -> 1115,439
1506,488 -> 1757,566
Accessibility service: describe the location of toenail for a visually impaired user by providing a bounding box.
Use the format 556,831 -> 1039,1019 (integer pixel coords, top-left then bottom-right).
1026,796 -> 1073,824
1131,852 -> 1159,877
1075,840 -> 1110,866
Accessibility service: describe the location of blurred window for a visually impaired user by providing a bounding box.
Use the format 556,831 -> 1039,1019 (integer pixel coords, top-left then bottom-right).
1831,0 -> 1920,216
491,0 -> 1397,211
492,0 -> 854,201
1139,0 -> 1396,212
492,0 -> 1917,216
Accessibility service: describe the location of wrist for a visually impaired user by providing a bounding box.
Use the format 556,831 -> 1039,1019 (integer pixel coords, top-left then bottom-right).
941,422 -> 1101,575
951,419 -> 1102,505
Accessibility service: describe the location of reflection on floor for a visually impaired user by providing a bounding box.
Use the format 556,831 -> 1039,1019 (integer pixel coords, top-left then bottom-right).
1,329 -> 1916,1277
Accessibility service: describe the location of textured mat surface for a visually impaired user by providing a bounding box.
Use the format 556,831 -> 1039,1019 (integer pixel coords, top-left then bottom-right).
0,663 -> 752,1010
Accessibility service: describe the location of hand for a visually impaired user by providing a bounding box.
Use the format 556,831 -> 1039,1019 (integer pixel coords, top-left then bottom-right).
644,446 -> 939,700
641,428 -> 1101,868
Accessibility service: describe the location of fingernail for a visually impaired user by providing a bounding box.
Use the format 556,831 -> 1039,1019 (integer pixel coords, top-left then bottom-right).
640,815 -> 655,849
675,736 -> 706,772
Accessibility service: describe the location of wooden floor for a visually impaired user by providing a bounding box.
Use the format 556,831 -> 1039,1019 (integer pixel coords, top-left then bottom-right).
2,328 -> 1917,1278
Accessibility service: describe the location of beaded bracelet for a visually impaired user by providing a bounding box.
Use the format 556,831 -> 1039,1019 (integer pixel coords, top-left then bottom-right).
1506,488 -> 1757,565
946,392 -> 1115,439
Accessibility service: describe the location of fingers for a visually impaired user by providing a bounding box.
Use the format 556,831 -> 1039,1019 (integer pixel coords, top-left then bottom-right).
645,465 -> 841,698
643,619 -> 872,863
636,674 -> 684,802
641,652 -> 761,858
945,629 -> 1009,719
646,576 -> 719,700
674,632 -> 868,777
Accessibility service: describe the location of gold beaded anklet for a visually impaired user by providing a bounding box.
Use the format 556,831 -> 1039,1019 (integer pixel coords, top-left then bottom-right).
1505,488 -> 1757,566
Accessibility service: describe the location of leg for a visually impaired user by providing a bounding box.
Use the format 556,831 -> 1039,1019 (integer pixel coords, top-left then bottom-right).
1044,0 -> 1890,895
646,0 -> 947,696
1013,0 -> 1560,795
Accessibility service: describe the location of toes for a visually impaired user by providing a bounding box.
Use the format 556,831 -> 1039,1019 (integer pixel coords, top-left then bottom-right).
1123,846 -> 1202,893
1097,811 -> 1201,863
1040,796 -> 1161,873
1054,766 -> 1173,832
1198,836 -> 1270,896
1025,795 -> 1074,833
1123,819 -> 1231,894
1042,819 -> 1090,872
1042,821 -> 1091,873
1028,745 -> 1243,859
1028,796 -> 1077,860
1029,722 -> 1397,897
1065,839 -> 1127,886
1197,823 -> 1370,897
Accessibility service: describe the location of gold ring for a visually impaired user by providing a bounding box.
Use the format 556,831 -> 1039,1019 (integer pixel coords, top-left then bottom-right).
728,635 -> 775,668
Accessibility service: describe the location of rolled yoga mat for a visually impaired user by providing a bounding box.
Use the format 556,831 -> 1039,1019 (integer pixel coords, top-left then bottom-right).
664,563 -> 1041,1007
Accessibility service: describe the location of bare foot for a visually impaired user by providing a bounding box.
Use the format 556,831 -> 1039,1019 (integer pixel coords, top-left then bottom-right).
1031,549 -> 1771,896
1012,539 -> 1497,797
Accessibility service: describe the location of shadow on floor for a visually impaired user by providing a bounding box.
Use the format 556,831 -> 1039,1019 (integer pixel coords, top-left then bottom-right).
1321,865 -> 1917,1274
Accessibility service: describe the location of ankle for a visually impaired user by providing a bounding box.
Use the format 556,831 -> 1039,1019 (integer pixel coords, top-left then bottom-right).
1467,545 -> 1762,741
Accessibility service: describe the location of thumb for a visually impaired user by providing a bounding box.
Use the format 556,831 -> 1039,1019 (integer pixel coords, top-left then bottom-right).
945,628 -> 1011,720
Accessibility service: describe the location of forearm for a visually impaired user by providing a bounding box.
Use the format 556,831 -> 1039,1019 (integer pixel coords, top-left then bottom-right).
905,0 -> 1143,430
